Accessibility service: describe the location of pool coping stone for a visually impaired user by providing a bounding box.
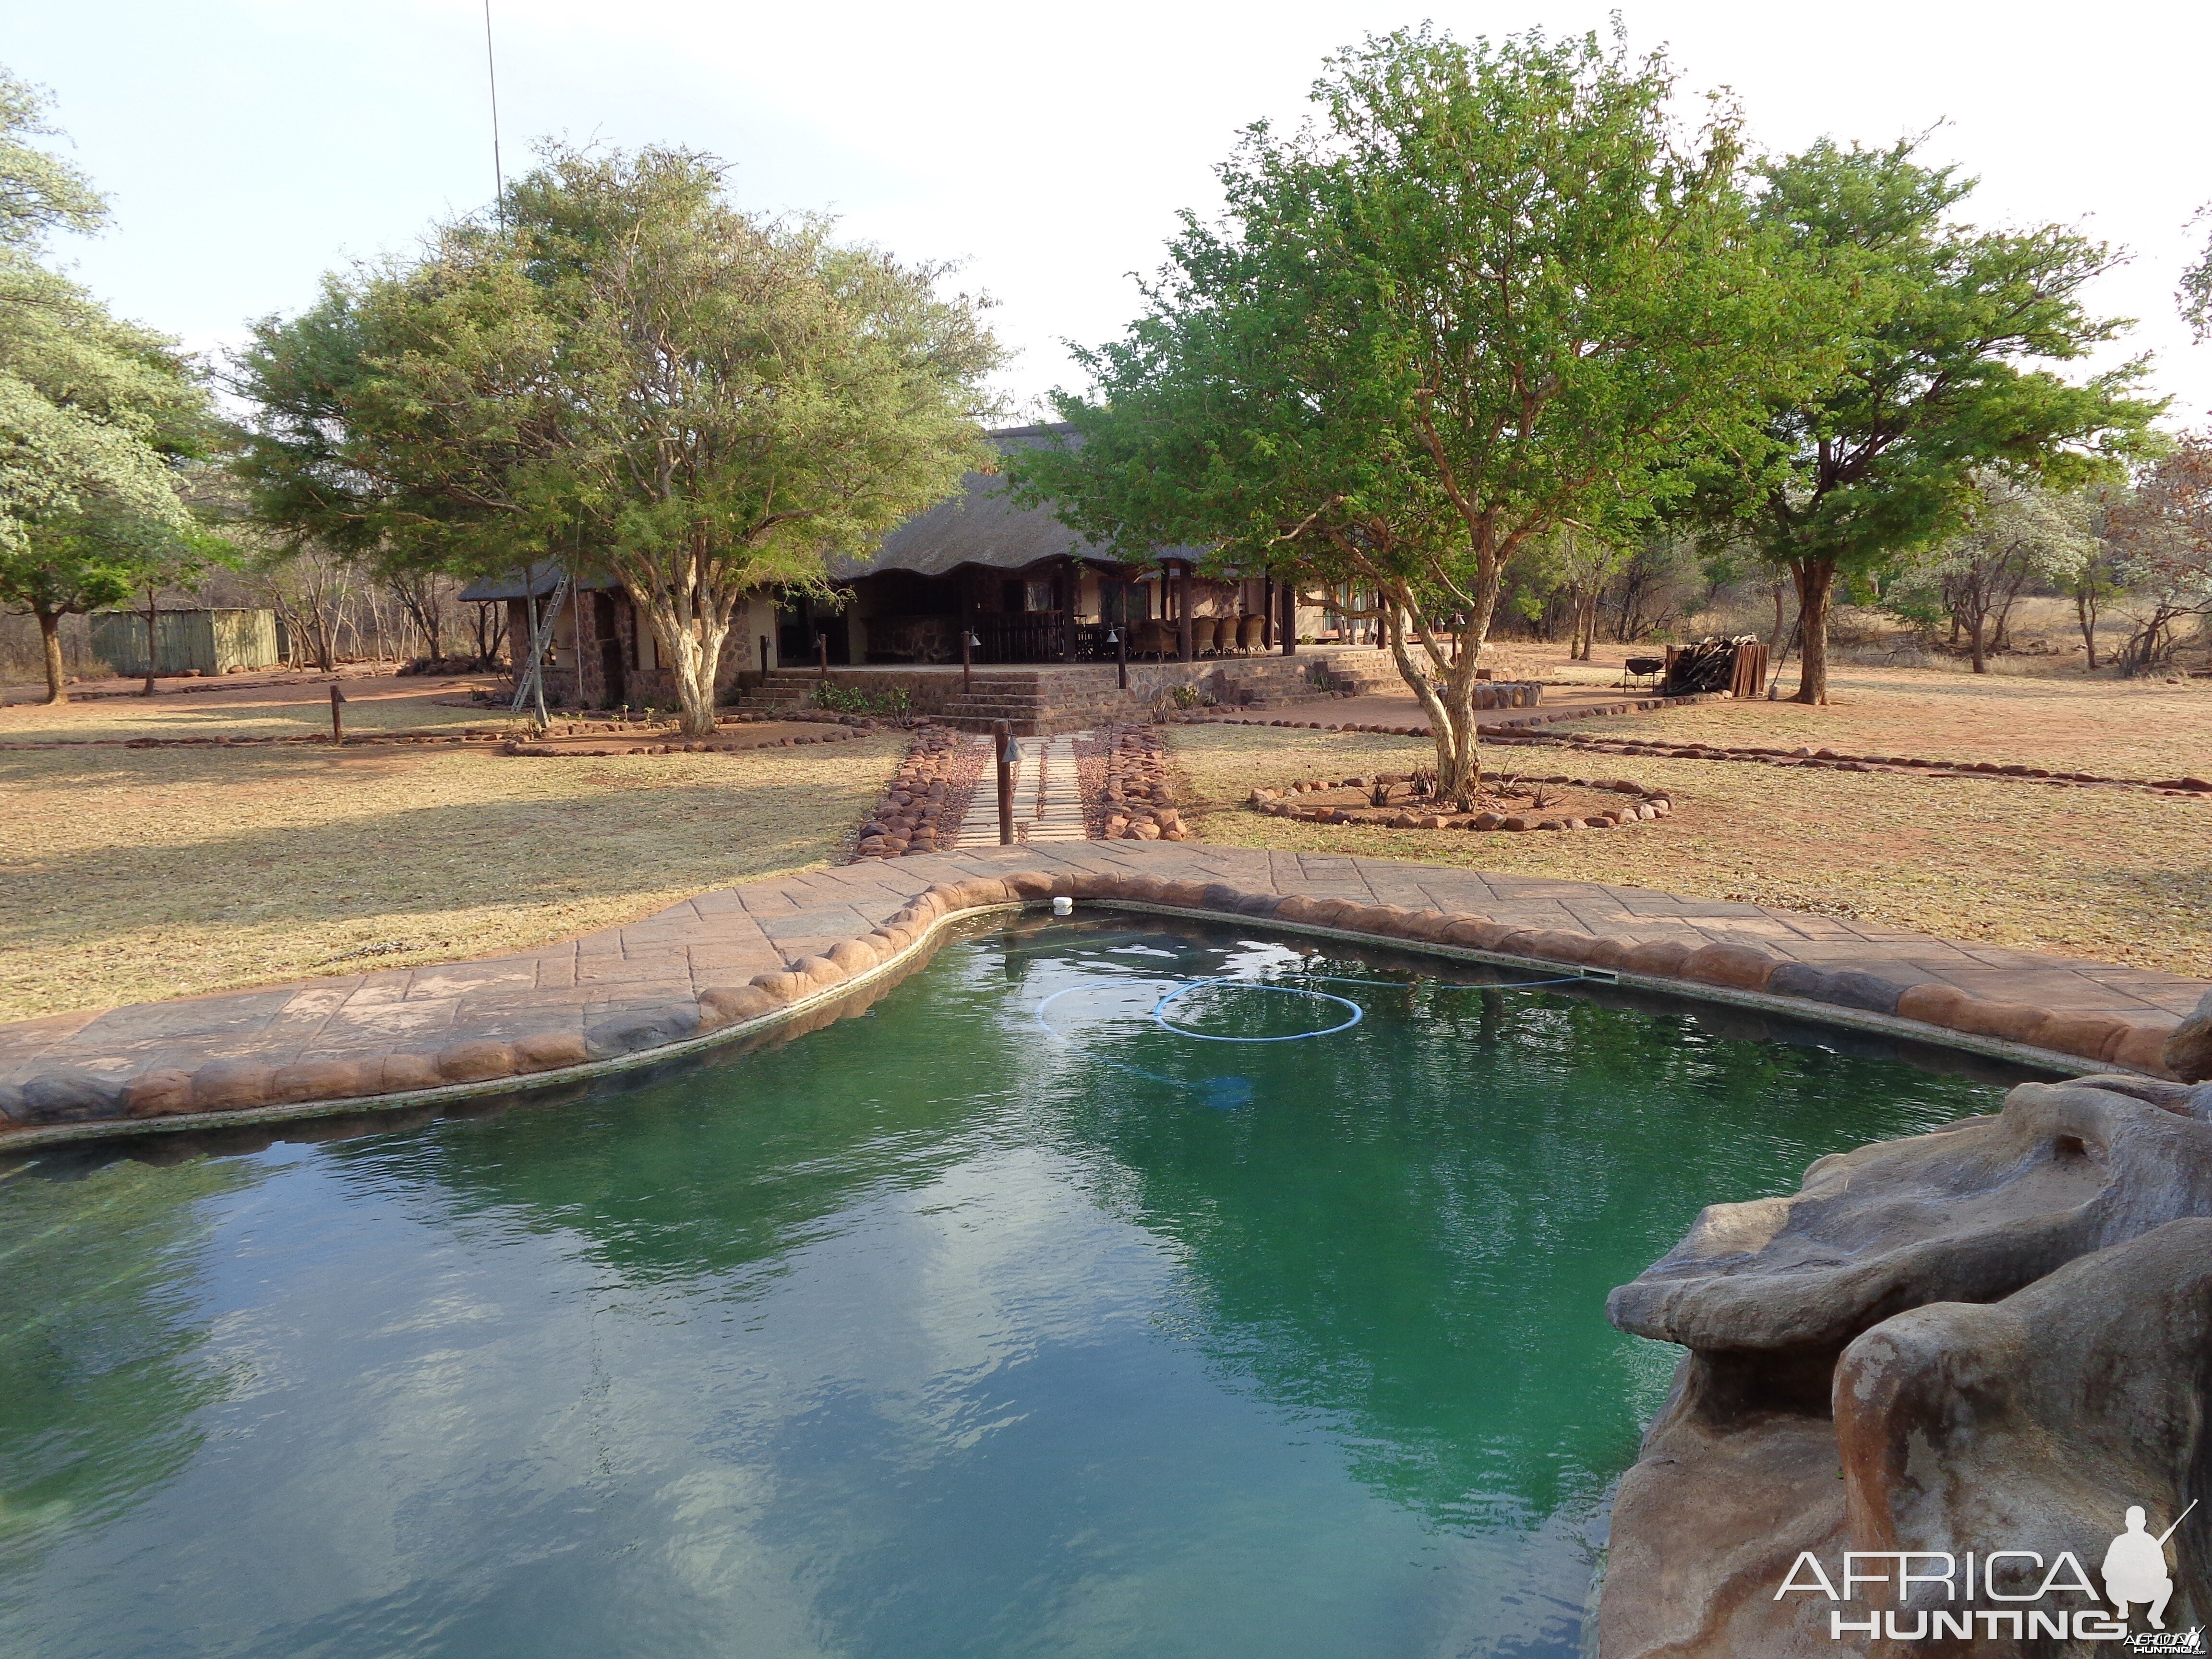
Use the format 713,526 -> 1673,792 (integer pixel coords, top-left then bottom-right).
2,844 -> 2200,1150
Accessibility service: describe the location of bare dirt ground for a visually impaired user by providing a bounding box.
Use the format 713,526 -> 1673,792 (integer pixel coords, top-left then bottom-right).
0,676 -> 904,1021
1171,650 -> 2212,977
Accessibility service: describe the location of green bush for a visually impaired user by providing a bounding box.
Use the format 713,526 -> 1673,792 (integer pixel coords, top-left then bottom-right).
813,681 -> 912,716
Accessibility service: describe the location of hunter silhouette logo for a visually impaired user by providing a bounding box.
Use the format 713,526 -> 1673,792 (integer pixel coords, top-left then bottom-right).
1775,1499 -> 2202,1644
2105,1503 -> 2191,1630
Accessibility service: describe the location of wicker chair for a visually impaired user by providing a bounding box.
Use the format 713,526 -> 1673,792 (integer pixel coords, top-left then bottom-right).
1189,616 -> 1221,656
1132,619 -> 1172,661
1237,615 -> 1267,653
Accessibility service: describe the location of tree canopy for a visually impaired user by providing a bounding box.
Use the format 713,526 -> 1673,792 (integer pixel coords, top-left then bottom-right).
1014,24 -> 1831,801
1697,138 -> 2164,701
0,67 -> 216,702
232,143 -> 1003,733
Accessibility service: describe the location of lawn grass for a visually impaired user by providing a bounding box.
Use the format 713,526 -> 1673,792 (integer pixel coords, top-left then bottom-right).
1167,721 -> 2212,978
0,733 -> 905,1022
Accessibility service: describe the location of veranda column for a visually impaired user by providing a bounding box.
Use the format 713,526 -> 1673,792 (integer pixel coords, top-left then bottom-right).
1177,563 -> 1193,662
1281,577 -> 1297,655
1060,557 -> 1077,662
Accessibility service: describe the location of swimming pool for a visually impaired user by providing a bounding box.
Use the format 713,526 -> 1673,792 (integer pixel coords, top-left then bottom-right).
0,914 -> 2034,1659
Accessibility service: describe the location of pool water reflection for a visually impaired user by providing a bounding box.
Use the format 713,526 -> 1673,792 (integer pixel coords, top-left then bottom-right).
0,915 -> 2026,1659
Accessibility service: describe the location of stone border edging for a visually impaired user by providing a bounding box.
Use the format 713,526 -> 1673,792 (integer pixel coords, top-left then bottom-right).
2,865 -> 2189,1152
1497,729 -> 2212,797
1166,690 -> 1721,740
505,721 -> 872,758
1249,770 -> 1672,833
0,709 -> 879,755
853,725 -> 983,857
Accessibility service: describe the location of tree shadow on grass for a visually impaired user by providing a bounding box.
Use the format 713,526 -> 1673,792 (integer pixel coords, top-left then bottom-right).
0,743 -> 898,968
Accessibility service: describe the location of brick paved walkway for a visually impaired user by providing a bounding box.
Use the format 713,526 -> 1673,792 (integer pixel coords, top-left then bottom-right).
2,843 -> 2201,1142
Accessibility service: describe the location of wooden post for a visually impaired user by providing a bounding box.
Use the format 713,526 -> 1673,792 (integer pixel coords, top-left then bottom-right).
1281,578 -> 1297,655
994,720 -> 1014,846
962,627 -> 974,693
1177,563 -> 1193,662
1115,625 -> 1128,690
817,632 -> 830,679
758,634 -> 770,677
1261,575 -> 1274,652
328,682 -> 346,746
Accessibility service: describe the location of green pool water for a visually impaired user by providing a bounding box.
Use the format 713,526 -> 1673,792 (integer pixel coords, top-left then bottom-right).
0,914 -> 2029,1659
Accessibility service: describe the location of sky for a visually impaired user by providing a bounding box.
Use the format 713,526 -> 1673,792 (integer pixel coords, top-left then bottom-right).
8,0 -> 2211,426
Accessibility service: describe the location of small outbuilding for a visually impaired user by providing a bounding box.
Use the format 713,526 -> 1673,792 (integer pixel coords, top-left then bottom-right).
89,607 -> 282,678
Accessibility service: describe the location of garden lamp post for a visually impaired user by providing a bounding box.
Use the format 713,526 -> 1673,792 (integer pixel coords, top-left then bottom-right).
994,720 -> 1015,845
962,629 -> 981,693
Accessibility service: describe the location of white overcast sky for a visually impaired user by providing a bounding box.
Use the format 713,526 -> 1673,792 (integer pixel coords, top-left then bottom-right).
9,0 -> 2211,426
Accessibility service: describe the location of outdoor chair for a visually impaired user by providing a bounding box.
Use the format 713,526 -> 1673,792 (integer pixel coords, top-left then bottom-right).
1133,620 -> 1171,661
1237,615 -> 1267,653
1190,617 -> 1221,656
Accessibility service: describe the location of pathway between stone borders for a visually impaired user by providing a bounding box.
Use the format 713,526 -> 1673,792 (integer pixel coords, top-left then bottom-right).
4,843 -> 2204,1141
951,732 -> 1093,847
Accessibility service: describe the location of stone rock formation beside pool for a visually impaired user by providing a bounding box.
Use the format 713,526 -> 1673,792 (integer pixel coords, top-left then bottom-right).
1600,1075 -> 2212,1658
2165,989 -> 2212,1082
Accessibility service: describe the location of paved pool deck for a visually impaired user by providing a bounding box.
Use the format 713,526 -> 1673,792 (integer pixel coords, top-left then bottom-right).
2,842 -> 2202,1143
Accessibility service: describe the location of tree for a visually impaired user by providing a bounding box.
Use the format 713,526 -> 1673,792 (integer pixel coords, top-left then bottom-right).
2070,484 -> 2129,670
1702,139 -> 2163,703
1016,26 -> 1826,805
2182,205 -> 2212,345
0,69 -> 215,702
2106,434 -> 2212,674
1897,474 -> 2095,671
233,144 -> 1003,735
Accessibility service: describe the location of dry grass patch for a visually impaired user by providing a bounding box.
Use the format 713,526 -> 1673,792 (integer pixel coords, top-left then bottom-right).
0,673 -> 521,746
1168,723 -> 2212,977
1550,663 -> 2212,781
0,735 -> 903,1022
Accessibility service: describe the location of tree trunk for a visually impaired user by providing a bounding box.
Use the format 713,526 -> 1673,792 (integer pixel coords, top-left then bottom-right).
1790,560 -> 1837,705
36,607 -> 66,704
1968,610 -> 1988,673
142,587 -> 159,695
640,593 -> 735,738
1381,606 -> 1485,807
2077,587 -> 2101,671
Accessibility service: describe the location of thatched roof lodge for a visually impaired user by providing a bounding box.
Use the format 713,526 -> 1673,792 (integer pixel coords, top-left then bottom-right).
828,423 -> 1308,666
463,424 -> 1341,709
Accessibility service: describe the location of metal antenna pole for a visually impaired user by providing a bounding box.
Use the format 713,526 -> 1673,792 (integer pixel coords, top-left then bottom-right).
483,0 -> 505,223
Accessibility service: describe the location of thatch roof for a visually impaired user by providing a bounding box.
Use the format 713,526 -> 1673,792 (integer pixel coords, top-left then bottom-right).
459,425 -> 1212,601
458,565 -> 621,603
829,424 -> 1210,581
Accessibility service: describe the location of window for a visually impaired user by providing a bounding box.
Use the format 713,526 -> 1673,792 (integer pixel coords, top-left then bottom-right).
1024,578 -> 1056,613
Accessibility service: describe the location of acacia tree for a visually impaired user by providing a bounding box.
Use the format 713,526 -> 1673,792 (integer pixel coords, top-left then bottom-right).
234,144 -> 1002,734
1702,139 -> 2161,703
1016,26 -> 1825,803
1899,475 -> 2095,671
0,69 -> 213,702
2107,434 -> 2212,674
